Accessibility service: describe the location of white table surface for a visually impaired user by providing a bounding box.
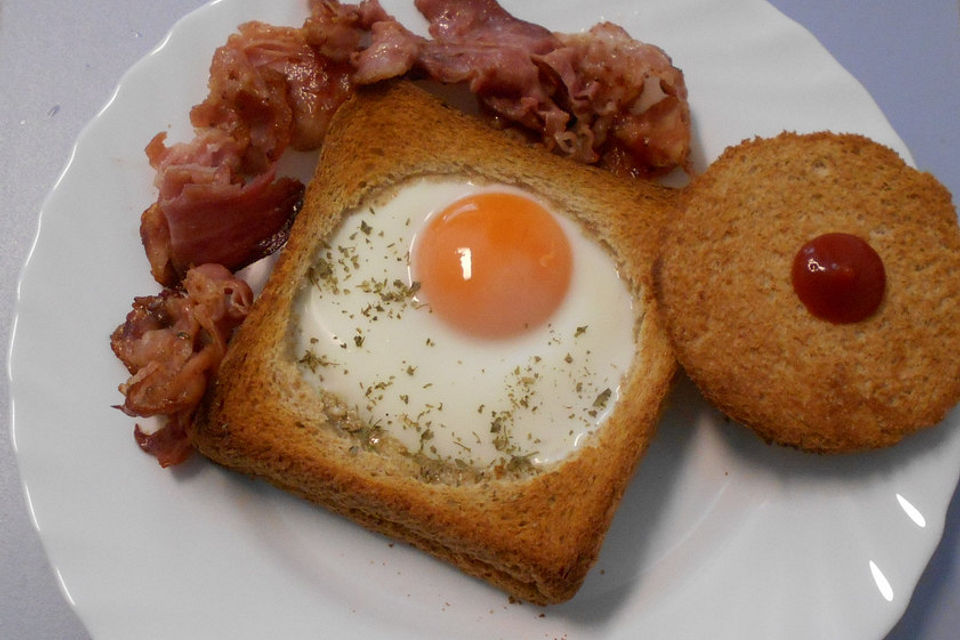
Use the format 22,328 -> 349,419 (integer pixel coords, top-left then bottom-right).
1,1 -> 957,638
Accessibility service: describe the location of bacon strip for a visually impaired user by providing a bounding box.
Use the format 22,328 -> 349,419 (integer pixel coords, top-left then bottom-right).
413,0 -> 690,177
544,23 -> 691,177
143,131 -> 303,286
112,264 -> 253,466
351,20 -> 425,84
413,0 -> 560,135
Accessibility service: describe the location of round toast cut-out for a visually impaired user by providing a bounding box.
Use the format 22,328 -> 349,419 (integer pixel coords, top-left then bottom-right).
655,131 -> 960,452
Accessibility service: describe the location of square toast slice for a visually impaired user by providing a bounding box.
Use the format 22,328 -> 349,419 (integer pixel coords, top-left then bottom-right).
191,81 -> 677,604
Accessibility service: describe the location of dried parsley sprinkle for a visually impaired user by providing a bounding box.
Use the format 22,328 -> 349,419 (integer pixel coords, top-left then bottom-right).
358,277 -> 420,307
505,453 -> 538,474
575,325 -> 588,337
298,350 -> 337,373
307,259 -> 336,291
344,422 -> 384,450
593,388 -> 612,408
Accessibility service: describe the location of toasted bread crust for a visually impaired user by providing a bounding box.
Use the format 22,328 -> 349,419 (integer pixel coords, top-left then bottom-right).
655,131 -> 960,452
192,81 -> 678,604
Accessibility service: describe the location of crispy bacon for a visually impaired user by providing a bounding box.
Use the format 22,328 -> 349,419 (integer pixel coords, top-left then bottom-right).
193,19 -> 356,159
143,130 -> 302,286
544,23 -> 691,177
134,416 -> 194,468
414,0 -> 690,177
112,264 -> 253,466
303,0 -> 387,60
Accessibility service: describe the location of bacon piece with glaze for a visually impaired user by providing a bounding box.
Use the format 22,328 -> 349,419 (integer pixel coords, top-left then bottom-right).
111,264 -> 253,466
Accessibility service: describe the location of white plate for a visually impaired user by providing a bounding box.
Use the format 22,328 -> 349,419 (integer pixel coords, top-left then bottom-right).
10,0 -> 960,638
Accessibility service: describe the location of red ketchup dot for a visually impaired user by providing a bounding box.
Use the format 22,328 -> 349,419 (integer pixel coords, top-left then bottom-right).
791,232 -> 886,323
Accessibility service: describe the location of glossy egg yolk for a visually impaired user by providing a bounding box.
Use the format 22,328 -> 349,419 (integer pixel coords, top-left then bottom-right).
412,191 -> 573,339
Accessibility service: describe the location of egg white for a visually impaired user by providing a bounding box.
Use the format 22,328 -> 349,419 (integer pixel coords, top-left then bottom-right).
292,178 -> 635,470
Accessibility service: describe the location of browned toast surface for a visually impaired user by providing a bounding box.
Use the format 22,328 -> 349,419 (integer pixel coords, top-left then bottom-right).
192,81 -> 678,604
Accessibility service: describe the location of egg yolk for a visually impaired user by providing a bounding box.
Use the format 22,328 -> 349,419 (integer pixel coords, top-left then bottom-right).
412,191 -> 573,339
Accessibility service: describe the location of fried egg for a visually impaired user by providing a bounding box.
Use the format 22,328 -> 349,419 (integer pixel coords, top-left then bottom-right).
293,178 -> 634,470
